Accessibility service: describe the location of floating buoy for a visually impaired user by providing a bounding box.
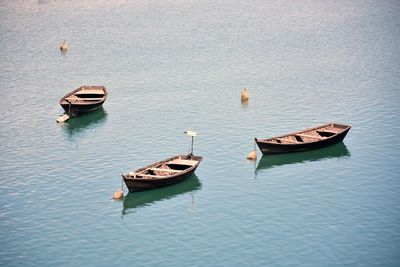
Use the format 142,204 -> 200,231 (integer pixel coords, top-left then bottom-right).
113,179 -> 125,200
247,140 -> 257,160
56,114 -> 70,123
60,40 -> 68,51
113,189 -> 124,200
241,88 -> 249,101
247,150 -> 257,160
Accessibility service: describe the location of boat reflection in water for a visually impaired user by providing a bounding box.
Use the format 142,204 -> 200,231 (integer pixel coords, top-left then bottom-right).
122,175 -> 202,216
61,108 -> 108,136
255,142 -> 350,175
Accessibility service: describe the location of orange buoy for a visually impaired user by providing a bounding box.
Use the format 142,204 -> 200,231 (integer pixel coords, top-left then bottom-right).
113,189 -> 124,200
241,88 -> 249,101
247,150 -> 257,160
60,40 -> 68,51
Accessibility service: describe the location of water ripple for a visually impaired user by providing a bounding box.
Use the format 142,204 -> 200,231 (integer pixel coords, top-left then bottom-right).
1,1 -> 400,266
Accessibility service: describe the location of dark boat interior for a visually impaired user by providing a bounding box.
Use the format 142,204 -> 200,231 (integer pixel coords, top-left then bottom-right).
133,157 -> 199,178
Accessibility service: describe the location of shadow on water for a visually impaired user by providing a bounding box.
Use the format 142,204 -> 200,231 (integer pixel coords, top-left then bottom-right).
61,108 -> 108,136
255,142 -> 350,175
121,175 -> 202,216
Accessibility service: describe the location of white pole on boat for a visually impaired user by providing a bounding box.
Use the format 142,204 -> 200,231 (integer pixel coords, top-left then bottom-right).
190,135 -> 194,156
184,130 -> 197,157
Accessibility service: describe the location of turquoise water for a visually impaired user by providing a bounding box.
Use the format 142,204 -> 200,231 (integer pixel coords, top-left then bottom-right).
1,1 -> 400,266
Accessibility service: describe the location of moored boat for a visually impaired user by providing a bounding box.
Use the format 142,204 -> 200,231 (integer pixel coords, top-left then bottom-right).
255,123 -> 351,155
121,131 -> 202,192
122,154 -> 202,192
59,86 -> 107,117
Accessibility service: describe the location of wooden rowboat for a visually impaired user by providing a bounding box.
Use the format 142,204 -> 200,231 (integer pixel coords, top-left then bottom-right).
255,123 -> 351,155
122,131 -> 202,192
121,155 -> 203,192
59,86 -> 107,117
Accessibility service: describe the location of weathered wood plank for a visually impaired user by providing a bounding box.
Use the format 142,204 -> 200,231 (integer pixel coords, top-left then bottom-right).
135,174 -> 165,178
320,127 -> 342,133
66,97 -> 104,101
169,159 -> 198,166
296,133 -> 325,140
56,114 -> 70,123
277,138 -> 299,144
150,168 -> 182,173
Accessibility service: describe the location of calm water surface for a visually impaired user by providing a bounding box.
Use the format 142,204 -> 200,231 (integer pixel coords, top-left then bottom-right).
1,1 -> 399,266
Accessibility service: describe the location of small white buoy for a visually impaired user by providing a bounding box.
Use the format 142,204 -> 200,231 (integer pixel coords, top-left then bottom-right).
56,114 -> 70,123
241,88 -> 249,101
247,150 -> 257,160
113,189 -> 124,200
60,40 -> 68,51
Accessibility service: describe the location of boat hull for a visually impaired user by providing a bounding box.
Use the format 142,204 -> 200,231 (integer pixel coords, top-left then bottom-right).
60,100 -> 106,116
122,155 -> 202,192
256,124 -> 351,155
123,168 -> 198,192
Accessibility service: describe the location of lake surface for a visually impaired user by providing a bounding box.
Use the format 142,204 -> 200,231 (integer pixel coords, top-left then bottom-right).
1,1 -> 399,266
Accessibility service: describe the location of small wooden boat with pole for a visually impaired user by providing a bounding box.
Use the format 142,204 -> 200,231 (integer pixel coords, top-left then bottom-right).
255,123 -> 351,155
121,131 -> 203,192
57,85 -> 107,122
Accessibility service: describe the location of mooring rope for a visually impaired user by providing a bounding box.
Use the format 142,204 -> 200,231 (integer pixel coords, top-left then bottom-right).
68,101 -> 71,116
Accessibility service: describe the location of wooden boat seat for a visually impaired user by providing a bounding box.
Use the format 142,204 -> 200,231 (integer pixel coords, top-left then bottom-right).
66,97 -> 104,101
79,98 -> 104,101
77,89 -> 105,94
318,130 -> 339,135
169,159 -> 197,166
276,138 -> 299,144
295,133 -> 326,140
135,173 -> 171,179
150,168 -> 182,173
320,127 -> 342,134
